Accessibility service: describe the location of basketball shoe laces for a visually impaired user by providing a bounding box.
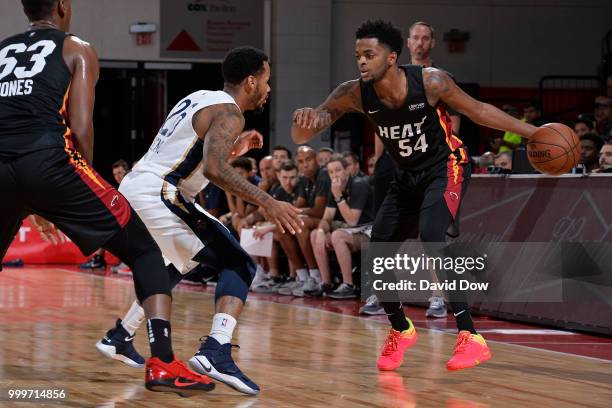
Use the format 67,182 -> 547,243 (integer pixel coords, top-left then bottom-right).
172,358 -> 207,382
452,332 -> 472,354
381,330 -> 401,356
198,336 -> 241,355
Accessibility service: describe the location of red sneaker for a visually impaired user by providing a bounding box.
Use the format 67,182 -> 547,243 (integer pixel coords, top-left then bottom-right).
145,356 -> 215,397
446,331 -> 491,371
376,319 -> 418,371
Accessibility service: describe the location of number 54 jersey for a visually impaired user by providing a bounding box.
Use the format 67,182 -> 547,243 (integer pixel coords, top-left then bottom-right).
359,64 -> 467,172
133,90 -> 239,200
0,29 -> 72,158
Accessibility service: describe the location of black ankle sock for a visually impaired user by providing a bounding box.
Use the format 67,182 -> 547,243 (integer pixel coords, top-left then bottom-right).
147,318 -> 174,363
382,302 -> 410,332
450,302 -> 477,334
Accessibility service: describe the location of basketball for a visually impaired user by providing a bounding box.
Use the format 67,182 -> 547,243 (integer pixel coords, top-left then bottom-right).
527,123 -> 581,175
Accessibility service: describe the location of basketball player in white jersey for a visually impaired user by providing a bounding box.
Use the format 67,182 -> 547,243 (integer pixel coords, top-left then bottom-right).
96,47 -> 303,395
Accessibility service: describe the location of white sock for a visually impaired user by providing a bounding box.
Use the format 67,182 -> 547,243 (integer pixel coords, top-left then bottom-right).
209,313 -> 237,345
121,301 -> 145,336
296,268 -> 309,282
309,268 -> 321,283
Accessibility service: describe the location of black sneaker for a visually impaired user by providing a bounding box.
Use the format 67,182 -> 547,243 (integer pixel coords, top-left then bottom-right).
79,254 -> 106,270
327,283 -> 359,299
189,336 -> 260,395
96,319 -> 145,368
304,282 -> 334,297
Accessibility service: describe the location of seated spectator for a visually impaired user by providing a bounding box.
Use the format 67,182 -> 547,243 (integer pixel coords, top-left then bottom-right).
523,100 -> 545,126
499,105 -> 523,152
272,145 -> 292,173
493,152 -> 513,172
247,157 -> 260,184
594,141 -> 612,173
200,183 -> 229,218
228,157 -> 258,234
317,147 -> 335,167
594,96 -> 612,134
251,161 -> 301,293
367,154 -> 376,176
257,155 -> 277,193
574,113 -> 596,137
579,132 -> 604,173
308,154 -> 374,299
608,74 -> 612,98
272,146 -> 330,297
342,151 -> 367,178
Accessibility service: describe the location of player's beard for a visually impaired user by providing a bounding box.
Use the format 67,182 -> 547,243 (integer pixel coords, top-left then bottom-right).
252,89 -> 266,114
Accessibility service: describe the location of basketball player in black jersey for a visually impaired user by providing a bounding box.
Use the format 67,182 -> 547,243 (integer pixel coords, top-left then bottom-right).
0,0 -> 214,395
292,20 -> 539,372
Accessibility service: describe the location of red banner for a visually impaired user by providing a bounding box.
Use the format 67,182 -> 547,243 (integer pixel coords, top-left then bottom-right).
4,219 -> 119,265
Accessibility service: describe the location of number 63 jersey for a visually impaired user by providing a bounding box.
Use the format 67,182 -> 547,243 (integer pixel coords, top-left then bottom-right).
359,64 -> 467,172
0,29 -> 72,158
133,90 -> 239,200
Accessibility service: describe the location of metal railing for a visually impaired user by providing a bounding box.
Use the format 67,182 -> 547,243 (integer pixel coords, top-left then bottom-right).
538,75 -> 601,121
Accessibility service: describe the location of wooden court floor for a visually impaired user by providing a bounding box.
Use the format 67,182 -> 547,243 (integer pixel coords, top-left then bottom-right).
0,267 -> 610,407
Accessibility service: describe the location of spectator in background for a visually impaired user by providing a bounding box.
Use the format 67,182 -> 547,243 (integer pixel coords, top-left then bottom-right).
524,100 -> 544,126
228,157 -> 258,234
594,141 -> 612,173
342,151 -> 366,178
317,147 -> 334,167
367,154 -> 376,176
580,132 -> 604,173
494,152 -> 513,172
247,157 -> 259,183
407,20 -> 461,134
594,96 -> 612,134
498,105 -> 524,152
257,155 -> 277,192
80,159 -> 131,271
272,145 -> 291,172
251,161 -> 303,293
111,159 -> 129,185
287,146 -> 331,296
200,183 -> 230,218
607,74 -> 612,98
308,154 -> 374,299
574,114 -> 596,137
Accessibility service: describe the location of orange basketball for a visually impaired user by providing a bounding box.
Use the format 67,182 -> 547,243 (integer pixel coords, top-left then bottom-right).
526,123 -> 581,175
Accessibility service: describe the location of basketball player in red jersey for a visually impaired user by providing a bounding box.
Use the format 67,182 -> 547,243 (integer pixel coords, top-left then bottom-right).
292,20 -> 538,371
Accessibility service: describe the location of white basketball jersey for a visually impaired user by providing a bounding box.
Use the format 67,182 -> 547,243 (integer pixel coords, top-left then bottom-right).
132,90 -> 239,200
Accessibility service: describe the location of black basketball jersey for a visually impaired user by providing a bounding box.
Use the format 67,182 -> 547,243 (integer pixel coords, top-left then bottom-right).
360,65 -> 466,171
0,28 -> 71,158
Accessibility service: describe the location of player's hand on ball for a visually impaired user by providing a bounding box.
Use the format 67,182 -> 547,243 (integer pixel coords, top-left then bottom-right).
293,107 -> 332,129
231,130 -> 263,157
262,199 -> 304,235
28,214 -> 65,245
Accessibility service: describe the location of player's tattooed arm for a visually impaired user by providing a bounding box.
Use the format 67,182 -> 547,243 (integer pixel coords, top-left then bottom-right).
292,79 -> 363,144
201,105 -> 272,208
423,67 -> 537,139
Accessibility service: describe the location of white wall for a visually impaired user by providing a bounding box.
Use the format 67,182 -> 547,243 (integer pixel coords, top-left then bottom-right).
270,0 -> 332,149
0,0 -> 160,60
332,0 -> 612,87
